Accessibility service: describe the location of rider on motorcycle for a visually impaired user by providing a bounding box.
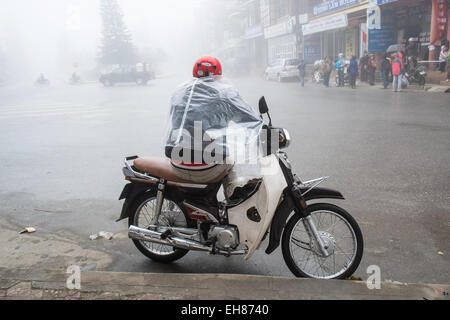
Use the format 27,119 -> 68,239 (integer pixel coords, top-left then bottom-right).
134,56 -> 263,185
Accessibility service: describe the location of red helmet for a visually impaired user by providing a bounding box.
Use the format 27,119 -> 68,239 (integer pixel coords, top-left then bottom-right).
193,56 -> 222,78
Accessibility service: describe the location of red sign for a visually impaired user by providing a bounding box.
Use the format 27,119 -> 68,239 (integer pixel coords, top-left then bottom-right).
432,0 -> 448,44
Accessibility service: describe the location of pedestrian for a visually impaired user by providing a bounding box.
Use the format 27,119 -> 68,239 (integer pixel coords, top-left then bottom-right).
349,56 -> 359,89
446,51 -> 450,82
368,54 -> 377,86
381,54 -> 391,89
397,51 -> 406,89
335,53 -> 345,87
360,51 -> 369,82
297,60 -> 306,87
322,57 -> 332,87
391,53 -> 403,92
439,45 -> 448,73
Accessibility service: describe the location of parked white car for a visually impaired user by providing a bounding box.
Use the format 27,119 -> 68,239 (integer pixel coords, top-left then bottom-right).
264,58 -> 300,82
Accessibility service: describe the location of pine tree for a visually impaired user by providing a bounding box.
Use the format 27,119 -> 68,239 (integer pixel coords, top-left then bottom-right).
99,0 -> 137,66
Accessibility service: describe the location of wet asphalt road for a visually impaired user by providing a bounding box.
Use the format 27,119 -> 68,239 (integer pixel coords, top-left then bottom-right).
0,77 -> 449,284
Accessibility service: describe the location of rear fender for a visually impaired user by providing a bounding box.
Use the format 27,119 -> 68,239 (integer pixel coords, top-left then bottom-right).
116,182 -> 156,222
265,187 -> 345,254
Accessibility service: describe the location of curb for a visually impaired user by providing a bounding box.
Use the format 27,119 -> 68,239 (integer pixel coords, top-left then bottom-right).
0,268 -> 449,300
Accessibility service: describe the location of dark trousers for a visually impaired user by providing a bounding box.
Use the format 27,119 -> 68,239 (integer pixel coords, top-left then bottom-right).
382,72 -> 390,88
338,69 -> 344,86
323,72 -> 330,87
299,74 -> 305,86
361,66 -> 368,82
369,68 -> 375,85
350,74 -> 357,88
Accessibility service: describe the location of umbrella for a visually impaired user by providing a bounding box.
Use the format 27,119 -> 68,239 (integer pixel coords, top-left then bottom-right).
386,44 -> 405,53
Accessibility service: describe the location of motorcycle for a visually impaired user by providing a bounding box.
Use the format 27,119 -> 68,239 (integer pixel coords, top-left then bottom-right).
312,60 -> 324,84
117,97 -> 364,279
35,78 -> 50,86
405,65 -> 426,86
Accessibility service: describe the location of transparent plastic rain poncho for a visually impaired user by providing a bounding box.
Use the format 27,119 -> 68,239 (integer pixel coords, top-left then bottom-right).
165,76 -> 263,166
165,76 -> 264,197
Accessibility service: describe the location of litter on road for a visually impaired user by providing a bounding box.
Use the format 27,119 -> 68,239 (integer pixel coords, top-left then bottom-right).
89,231 -> 114,240
19,227 -> 36,234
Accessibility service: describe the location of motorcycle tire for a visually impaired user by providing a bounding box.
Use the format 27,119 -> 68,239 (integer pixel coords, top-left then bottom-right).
419,77 -> 426,86
282,203 -> 364,279
128,191 -> 193,263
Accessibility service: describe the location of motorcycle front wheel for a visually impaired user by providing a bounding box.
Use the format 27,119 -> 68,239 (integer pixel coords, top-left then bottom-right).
282,203 -> 363,279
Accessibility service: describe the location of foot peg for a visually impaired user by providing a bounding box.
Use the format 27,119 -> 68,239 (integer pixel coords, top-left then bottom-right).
160,229 -> 171,240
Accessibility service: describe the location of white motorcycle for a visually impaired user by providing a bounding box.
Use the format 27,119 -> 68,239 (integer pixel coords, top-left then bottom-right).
118,97 -> 363,279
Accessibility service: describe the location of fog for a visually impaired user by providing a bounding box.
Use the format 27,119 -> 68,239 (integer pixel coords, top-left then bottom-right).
0,0 -> 227,84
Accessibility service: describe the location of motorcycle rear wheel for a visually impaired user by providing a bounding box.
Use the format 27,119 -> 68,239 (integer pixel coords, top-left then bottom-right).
128,191 -> 191,263
282,203 -> 363,279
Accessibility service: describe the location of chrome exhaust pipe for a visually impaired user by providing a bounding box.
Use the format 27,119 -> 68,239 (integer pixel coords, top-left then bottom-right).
128,225 -> 211,252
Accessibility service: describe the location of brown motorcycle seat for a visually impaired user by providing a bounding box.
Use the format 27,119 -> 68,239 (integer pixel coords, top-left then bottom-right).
133,157 -> 225,184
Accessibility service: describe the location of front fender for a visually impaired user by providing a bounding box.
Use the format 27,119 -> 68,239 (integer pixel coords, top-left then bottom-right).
265,187 -> 345,254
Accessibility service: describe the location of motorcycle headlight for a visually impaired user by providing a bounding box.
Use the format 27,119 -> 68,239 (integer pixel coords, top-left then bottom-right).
279,129 -> 291,149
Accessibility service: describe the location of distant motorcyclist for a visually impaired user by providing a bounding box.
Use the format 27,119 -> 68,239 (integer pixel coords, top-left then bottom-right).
35,73 -> 49,86
70,72 -> 80,84
38,73 -> 47,82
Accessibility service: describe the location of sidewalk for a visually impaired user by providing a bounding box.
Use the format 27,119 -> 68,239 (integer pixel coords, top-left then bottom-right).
0,267 -> 448,300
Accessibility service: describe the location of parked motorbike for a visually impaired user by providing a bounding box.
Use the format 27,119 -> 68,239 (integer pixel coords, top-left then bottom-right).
312,60 -> 324,84
405,65 -> 426,86
118,97 -> 364,279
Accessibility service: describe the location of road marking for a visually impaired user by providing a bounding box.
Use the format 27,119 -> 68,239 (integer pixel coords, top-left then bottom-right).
0,105 -> 109,120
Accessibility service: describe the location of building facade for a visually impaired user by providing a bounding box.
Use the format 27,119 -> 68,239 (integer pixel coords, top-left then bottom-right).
209,0 -> 449,73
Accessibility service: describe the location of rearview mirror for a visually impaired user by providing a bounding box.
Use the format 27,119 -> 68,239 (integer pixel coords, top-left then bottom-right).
259,96 -> 269,114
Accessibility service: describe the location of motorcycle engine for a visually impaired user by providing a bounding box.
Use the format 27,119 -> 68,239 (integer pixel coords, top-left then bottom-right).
208,225 -> 239,250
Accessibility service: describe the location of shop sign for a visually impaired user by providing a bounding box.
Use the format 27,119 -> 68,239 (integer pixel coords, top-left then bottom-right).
373,0 -> 398,5
345,27 -> 357,58
367,5 -> 381,30
299,13 -> 309,24
432,0 -> 447,44
313,0 -> 359,17
304,34 -> 322,64
264,17 -> 296,39
368,10 -> 395,52
244,24 -> 264,39
302,14 -> 348,36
